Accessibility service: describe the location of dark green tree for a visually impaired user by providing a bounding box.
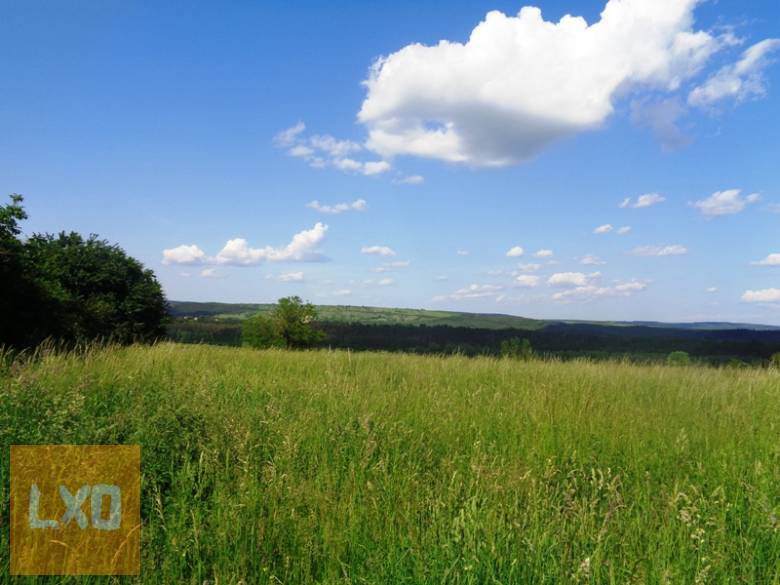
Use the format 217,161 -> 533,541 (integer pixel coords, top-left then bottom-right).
666,351 -> 690,366
770,353 -> 780,369
500,337 -> 534,360
0,194 -> 167,347
241,314 -> 284,349
242,296 -> 324,349
23,232 -> 167,343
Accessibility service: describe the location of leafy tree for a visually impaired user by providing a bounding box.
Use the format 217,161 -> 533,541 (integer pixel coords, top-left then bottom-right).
0,194 -> 167,347
242,296 -> 324,349
242,314 -> 284,349
770,353 -> 780,368
666,351 -> 690,366
501,337 -> 534,360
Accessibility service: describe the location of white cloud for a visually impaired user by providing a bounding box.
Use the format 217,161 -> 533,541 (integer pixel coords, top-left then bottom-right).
331,289 -> 352,297
514,275 -> 540,288
394,174 -> 425,185
548,272 -> 600,287
162,244 -> 207,265
620,193 -> 666,208
359,0 -> 720,167
361,245 -> 396,256
689,39 -> 780,107
363,277 -> 395,287
617,226 -> 632,235
307,198 -> 367,214
552,279 -> 647,302
691,189 -> 760,217
274,121 -> 306,147
506,246 -> 525,257
752,253 -> 780,266
517,263 -> 542,272
630,244 -> 688,256
216,223 -> 329,265
579,254 -> 606,266
456,250 -> 470,256
438,283 -> 504,301
278,271 -> 304,282
275,123 -> 391,176
200,268 -> 223,279
534,249 -> 554,258
706,287 -> 718,293
593,224 -> 613,234
741,288 -> 780,303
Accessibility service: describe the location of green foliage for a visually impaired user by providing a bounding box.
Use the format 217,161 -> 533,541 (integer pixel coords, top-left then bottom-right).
726,357 -> 748,369
241,314 -> 284,349
242,296 -> 325,349
500,336 -> 534,360
3,343 -> 780,582
666,351 -> 691,366
770,353 -> 780,368
0,194 -> 167,347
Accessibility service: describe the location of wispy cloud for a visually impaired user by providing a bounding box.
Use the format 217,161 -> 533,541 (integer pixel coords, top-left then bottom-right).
361,245 -> 396,257
307,198 -> 367,214
691,189 -> 760,217
619,193 -> 666,208
629,244 -> 688,257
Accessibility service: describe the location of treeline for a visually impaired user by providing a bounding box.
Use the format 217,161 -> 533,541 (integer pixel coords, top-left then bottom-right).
166,317 -> 780,364
1,195 -> 167,348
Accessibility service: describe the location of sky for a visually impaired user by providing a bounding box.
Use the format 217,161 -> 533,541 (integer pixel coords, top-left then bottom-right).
2,0 -> 779,324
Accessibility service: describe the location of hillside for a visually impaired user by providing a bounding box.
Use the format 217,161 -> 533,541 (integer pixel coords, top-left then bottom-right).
168,300 -> 780,332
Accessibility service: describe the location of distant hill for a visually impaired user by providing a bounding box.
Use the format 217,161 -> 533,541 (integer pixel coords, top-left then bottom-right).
167,301 -> 780,332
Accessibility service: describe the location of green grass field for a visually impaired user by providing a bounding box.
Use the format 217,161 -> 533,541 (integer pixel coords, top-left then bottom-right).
2,343 -> 780,583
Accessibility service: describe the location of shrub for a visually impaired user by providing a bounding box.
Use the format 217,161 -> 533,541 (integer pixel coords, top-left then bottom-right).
666,351 -> 690,366
501,337 -> 534,360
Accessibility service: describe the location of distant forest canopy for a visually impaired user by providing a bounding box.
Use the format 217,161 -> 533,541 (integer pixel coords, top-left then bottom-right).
167,302 -> 780,366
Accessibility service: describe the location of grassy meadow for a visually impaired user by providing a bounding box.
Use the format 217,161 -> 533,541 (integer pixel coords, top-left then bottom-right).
2,342 -> 780,583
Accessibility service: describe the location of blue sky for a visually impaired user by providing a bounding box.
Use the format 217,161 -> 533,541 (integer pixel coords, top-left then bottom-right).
2,0 -> 779,324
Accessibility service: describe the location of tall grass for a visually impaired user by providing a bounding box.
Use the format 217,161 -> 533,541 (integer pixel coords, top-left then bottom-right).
2,343 -> 780,583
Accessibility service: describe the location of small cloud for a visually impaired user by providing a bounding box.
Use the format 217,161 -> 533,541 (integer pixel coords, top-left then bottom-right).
548,272 -> 600,287
307,198 -> 367,214
741,288 -> 780,303
331,289 -> 352,297
275,122 -> 391,176
278,271 -> 304,282
691,189 -> 760,217
506,246 -> 525,257
200,268 -> 224,279
552,279 -> 648,302
456,250 -> 470,256
593,224 -> 613,234
394,174 -> 425,185
620,193 -> 666,208
517,263 -> 542,272
751,253 -> 780,266
630,244 -> 688,257
579,254 -> 606,266
534,249 -> 554,258
361,245 -> 396,257
706,287 -> 718,293
617,226 -> 632,235
514,275 -> 540,288
162,244 -> 207,265
436,283 -> 503,301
